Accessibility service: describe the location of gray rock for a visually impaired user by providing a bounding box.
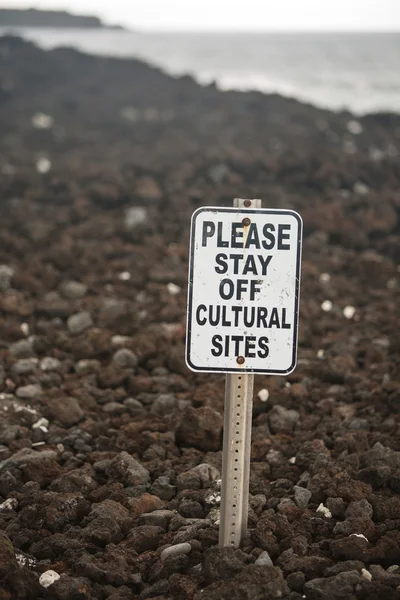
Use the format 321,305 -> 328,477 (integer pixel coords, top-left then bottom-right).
304,570 -> 364,599
294,485 -> 312,508
151,394 -> 189,416
125,206 -> 148,230
267,404 -> 300,434
387,565 -> 400,574
100,298 -> 127,324
59,280 -> 88,299
151,394 -> 179,415
124,398 -> 145,413
254,550 -> 273,567
208,163 -> 230,184
16,384 -> 42,399
150,476 -> 176,501
345,499 -> 373,520
0,425 -> 20,445
139,509 -> 175,529
160,542 -> 191,561
177,463 -> 220,491
67,311 -> 93,335
112,348 -> 138,369
75,359 -> 101,375
0,265 -> 14,291
11,358 -> 39,375
9,339 -> 35,358
40,357 -> 61,371
107,451 -> 150,486
348,418 -> 370,431
102,402 -> 126,415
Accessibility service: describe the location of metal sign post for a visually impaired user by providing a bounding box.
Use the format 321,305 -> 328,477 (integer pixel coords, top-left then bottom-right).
219,197 -> 259,548
186,197 -> 302,548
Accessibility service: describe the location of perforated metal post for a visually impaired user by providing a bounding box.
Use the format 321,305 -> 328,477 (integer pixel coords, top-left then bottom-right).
219,197 -> 261,548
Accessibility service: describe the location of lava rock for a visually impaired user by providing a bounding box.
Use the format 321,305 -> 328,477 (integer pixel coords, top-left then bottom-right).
48,396 -> 84,426
176,406 -> 223,452
195,565 -> 289,600
293,485 -> 312,508
304,570 -> 364,599
124,525 -> 164,553
107,451 -> 150,487
267,405 -> 300,434
59,280 -> 88,299
112,348 -> 138,369
150,475 -> 176,500
67,311 -> 93,335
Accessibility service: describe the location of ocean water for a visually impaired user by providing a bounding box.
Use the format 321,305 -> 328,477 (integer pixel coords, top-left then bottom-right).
1,28 -> 400,115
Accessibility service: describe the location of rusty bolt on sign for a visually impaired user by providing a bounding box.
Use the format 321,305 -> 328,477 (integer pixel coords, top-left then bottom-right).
243,199 -> 252,207
236,356 -> 245,365
242,217 -> 251,227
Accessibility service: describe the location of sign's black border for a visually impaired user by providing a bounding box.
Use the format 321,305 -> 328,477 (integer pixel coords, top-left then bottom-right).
185,207 -> 303,374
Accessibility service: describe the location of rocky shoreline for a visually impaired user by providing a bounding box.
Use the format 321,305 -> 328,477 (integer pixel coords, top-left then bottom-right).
0,9 -> 123,29
0,35 -> 400,600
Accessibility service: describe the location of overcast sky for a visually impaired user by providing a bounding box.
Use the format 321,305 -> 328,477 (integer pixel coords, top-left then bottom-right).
4,0 -> 400,30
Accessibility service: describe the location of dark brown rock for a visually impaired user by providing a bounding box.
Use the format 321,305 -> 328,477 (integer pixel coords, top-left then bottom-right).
48,396 -> 84,426
176,406 -> 223,452
194,565 -> 289,600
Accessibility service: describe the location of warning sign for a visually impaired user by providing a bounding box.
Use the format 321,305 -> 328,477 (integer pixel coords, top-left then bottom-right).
186,207 -> 302,374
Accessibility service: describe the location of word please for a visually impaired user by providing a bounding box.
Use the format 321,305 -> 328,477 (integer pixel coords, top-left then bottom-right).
202,221 -> 292,250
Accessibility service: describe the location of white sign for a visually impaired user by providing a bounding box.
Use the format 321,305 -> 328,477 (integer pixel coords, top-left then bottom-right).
186,207 -> 302,374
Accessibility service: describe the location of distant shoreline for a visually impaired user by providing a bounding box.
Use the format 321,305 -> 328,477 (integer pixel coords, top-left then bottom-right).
0,8 -> 125,30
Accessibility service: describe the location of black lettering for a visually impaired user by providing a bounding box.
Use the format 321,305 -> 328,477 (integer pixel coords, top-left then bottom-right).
217,222 -> 229,247
282,308 -> 291,329
211,335 -> 223,356
231,306 -> 242,327
202,221 -> 215,247
230,253 -> 243,274
221,306 -> 232,326
243,307 -> 256,327
257,307 -> 268,328
269,307 -> 280,328
278,224 -> 291,250
196,304 -> 207,325
245,223 -> 261,249
231,223 -> 244,248
262,223 -> 275,249
236,279 -> 248,300
245,336 -> 256,358
215,253 -> 228,274
224,335 -> 230,357
258,336 -> 270,358
250,280 -> 261,301
243,254 -> 257,275
231,335 -> 243,356
219,278 -> 234,300
209,305 -> 220,326
258,255 -> 273,276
